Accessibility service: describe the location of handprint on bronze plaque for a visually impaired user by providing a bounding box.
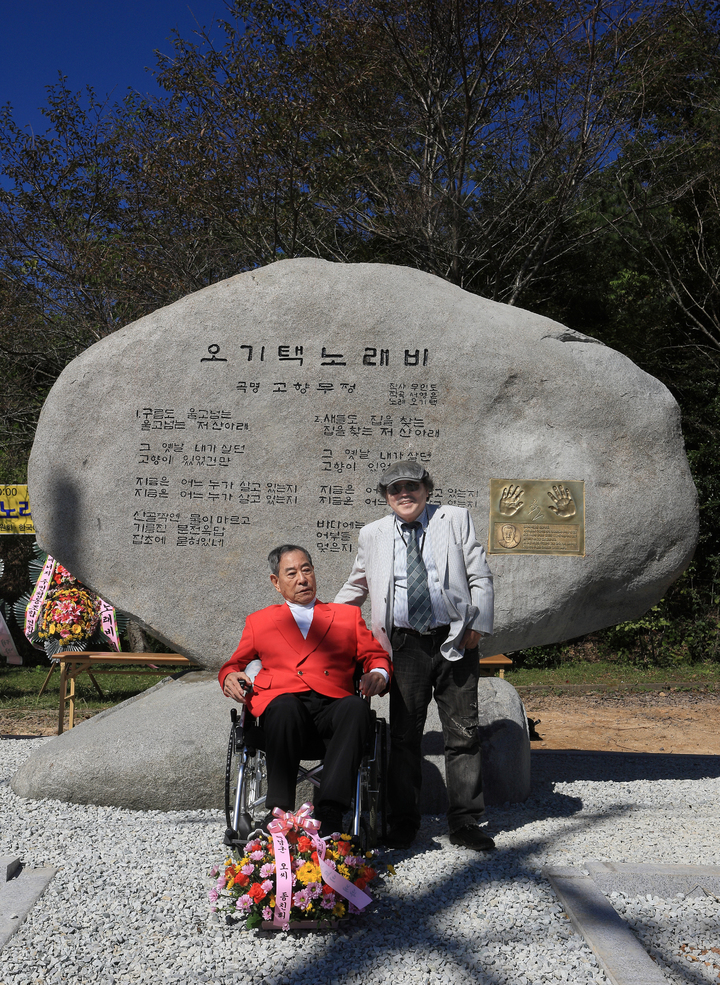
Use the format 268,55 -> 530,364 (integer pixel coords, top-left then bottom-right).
547,485 -> 576,519
499,484 -> 524,516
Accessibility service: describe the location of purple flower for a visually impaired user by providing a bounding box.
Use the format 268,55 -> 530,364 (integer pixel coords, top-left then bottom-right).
241,863 -> 254,876
208,889 -> 219,903
250,850 -> 264,861
209,864 -> 220,878
307,882 -> 323,898
347,856 -> 363,867
349,902 -> 362,914
260,862 -> 275,878
262,906 -> 273,921
321,895 -> 336,909
261,880 -> 273,894
216,876 -> 227,889
293,888 -> 311,910
235,895 -> 253,912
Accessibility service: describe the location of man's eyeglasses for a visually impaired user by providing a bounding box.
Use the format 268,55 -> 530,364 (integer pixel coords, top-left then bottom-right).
386,481 -> 421,496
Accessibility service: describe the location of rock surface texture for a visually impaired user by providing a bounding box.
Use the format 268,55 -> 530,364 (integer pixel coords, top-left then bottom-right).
11,676 -> 235,810
12,677 -> 529,811
476,678 -> 531,805
28,259 -> 697,669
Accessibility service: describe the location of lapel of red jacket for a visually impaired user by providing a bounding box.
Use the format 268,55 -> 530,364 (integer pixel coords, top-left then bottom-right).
270,603 -> 305,654
269,600 -> 335,662
299,601 -> 334,661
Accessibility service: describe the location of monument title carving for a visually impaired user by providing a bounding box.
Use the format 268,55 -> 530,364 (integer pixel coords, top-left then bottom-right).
127,340 -> 462,559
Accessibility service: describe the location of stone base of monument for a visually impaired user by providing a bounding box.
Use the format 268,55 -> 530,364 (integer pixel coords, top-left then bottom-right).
10,674 -> 530,813
413,677 -> 531,811
10,674 -> 235,812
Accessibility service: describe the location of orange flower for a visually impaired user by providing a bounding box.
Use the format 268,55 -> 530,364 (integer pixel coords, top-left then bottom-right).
235,873 -> 250,888
248,882 -> 267,902
298,836 -> 313,852
322,884 -> 335,896
287,830 -> 298,845
355,878 -> 366,891
336,840 -> 351,856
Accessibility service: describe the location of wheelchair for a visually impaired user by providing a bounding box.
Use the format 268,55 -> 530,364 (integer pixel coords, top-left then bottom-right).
224,696 -> 388,854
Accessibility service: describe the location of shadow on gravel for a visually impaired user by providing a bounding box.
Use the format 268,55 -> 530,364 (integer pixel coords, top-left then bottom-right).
258,809 -> 630,985
531,749 -> 720,784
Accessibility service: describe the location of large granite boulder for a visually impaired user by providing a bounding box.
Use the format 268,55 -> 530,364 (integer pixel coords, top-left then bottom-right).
28,260 -> 697,669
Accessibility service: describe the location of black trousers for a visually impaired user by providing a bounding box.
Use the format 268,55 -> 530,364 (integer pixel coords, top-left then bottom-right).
388,628 -> 484,833
261,690 -> 371,813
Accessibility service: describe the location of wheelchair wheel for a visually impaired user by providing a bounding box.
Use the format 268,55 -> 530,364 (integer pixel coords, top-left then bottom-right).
224,717 -> 244,836
353,715 -> 388,851
241,748 -> 269,835
224,708 -> 269,845
369,716 -> 388,843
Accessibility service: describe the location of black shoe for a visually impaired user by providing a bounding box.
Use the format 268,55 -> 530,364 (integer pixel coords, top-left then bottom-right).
257,812 -> 276,835
382,825 -> 418,849
315,805 -> 344,839
449,825 -> 495,851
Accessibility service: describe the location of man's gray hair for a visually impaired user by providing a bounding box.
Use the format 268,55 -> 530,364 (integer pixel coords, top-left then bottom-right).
268,544 -> 314,576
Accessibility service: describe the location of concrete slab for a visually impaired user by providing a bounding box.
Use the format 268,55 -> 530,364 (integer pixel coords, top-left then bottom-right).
0,858 -> 57,951
1,857 -> 21,882
585,859 -> 720,898
544,865 -> 667,985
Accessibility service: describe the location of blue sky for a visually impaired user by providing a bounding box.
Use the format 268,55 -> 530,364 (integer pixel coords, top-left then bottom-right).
1,0 -> 229,135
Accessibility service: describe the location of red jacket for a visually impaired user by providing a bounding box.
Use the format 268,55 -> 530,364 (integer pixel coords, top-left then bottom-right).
218,601 -> 392,717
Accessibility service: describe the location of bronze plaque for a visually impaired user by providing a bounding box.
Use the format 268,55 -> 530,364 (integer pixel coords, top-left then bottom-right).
488,479 -> 585,556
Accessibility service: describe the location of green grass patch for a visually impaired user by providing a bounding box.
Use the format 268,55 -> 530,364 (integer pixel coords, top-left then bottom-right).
0,663 -> 191,712
506,659 -> 720,691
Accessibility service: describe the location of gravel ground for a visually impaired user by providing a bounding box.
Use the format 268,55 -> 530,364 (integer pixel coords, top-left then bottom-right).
1,740 -> 719,985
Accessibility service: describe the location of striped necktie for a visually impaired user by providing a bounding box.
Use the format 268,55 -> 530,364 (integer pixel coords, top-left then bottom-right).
402,521 -> 433,632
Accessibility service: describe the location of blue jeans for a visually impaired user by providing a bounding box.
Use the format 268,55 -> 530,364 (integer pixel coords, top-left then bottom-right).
388,628 -> 484,833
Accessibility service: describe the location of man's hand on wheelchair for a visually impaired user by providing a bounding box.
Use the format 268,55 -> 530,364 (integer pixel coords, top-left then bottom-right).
223,671 -> 253,704
358,671 -> 387,698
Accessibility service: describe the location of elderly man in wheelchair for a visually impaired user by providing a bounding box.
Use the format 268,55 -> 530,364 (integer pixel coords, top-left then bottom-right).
219,544 -> 391,845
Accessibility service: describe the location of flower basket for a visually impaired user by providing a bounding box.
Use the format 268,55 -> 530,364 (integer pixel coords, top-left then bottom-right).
209,807 -> 379,931
35,585 -> 102,651
18,548 -> 123,657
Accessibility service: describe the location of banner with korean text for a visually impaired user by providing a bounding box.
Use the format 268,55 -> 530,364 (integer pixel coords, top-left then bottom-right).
0,486 -> 35,535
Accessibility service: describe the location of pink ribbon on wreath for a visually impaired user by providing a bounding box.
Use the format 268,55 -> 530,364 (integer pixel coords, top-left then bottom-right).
267,803 -> 321,837
269,804 -> 321,929
315,836 -> 373,913
24,555 -> 56,648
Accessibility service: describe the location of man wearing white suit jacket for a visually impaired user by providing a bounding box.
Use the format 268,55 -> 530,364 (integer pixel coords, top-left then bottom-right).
335,461 -> 495,851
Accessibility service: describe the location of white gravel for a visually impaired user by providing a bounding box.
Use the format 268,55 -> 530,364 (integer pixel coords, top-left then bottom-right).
1,740 -> 719,985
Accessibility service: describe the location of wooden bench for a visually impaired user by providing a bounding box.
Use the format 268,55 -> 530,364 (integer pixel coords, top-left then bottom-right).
38,652 -> 196,734
37,650 -> 511,734
478,654 -> 513,678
